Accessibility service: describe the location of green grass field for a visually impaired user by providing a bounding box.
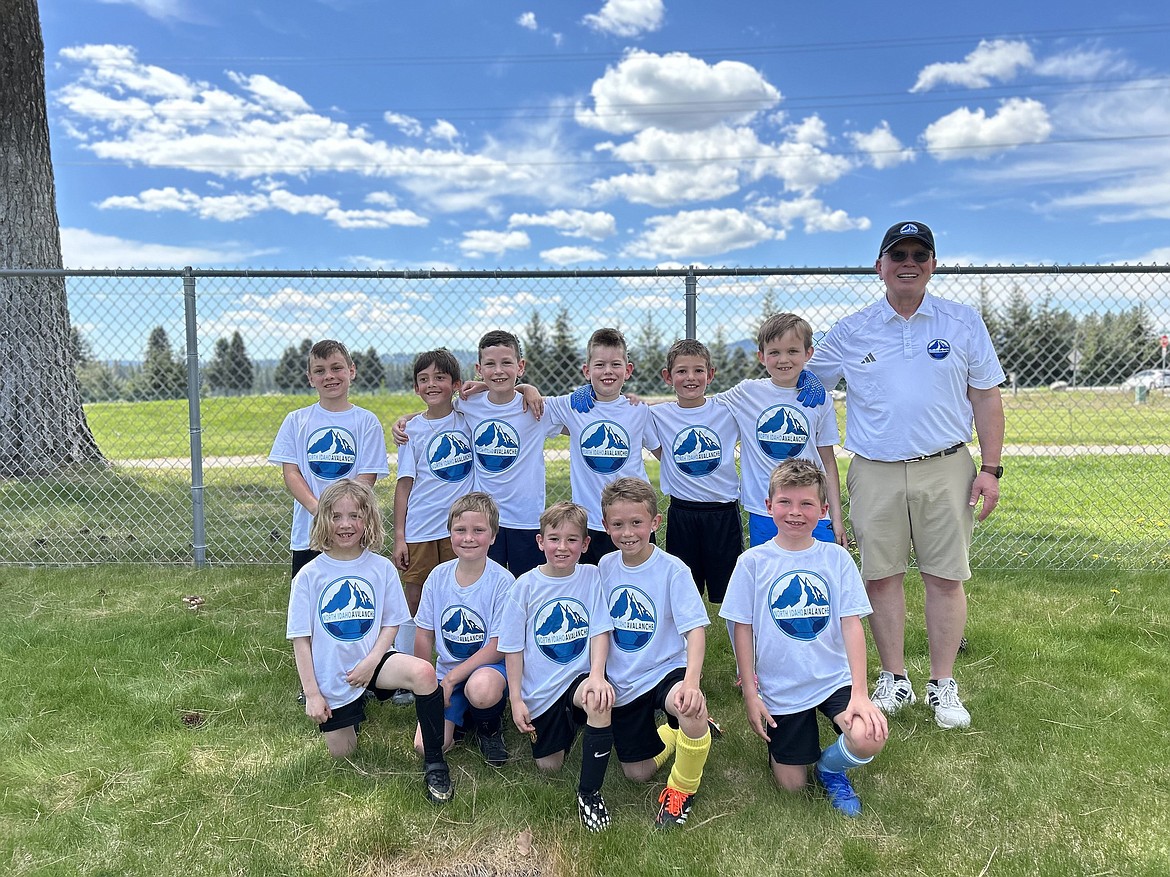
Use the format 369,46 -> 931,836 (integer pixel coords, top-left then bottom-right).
2,565 -> 1167,877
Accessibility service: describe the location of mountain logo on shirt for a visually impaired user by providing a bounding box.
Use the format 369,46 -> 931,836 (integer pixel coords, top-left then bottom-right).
440,605 -> 488,660
671,426 -> 722,477
473,419 -> 521,473
426,431 -> 474,483
318,576 -> 377,641
580,421 -> 631,473
927,338 -> 951,360
756,404 -> 810,461
533,597 -> 591,664
768,570 -> 830,641
306,427 -> 358,479
609,585 -> 657,652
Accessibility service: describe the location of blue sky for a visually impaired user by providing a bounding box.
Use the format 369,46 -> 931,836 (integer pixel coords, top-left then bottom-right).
40,0 -> 1170,272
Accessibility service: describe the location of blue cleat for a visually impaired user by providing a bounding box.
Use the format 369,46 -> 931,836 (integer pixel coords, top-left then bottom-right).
814,763 -> 862,817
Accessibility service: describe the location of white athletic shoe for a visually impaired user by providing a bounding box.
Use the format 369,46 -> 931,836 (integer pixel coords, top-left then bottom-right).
925,678 -> 971,729
871,670 -> 917,714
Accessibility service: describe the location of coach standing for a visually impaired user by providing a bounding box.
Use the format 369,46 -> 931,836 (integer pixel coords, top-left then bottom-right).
809,221 -> 1005,729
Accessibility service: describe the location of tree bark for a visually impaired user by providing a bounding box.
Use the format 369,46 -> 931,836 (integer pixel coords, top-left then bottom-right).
0,0 -> 105,475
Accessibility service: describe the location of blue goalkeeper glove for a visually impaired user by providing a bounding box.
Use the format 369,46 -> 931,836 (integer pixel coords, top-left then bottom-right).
795,369 -> 826,408
570,383 -> 597,413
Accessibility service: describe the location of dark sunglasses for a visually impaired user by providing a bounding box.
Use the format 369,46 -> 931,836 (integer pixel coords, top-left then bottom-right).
885,248 -> 933,263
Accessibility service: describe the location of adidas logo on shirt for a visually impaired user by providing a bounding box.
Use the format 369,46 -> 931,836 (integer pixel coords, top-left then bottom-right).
861,353 -> 877,364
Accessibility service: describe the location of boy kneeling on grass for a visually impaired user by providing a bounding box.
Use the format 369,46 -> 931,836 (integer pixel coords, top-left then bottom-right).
286,479 -> 454,804
720,459 -> 888,817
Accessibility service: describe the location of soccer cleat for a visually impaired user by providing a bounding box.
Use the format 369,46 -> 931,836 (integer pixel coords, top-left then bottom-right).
654,786 -> 695,829
577,790 -> 612,832
814,763 -> 862,817
391,688 -> 415,706
296,688 -> 306,705
925,678 -> 971,729
871,670 -> 916,714
706,717 -> 723,740
423,762 -> 454,804
477,729 -> 509,767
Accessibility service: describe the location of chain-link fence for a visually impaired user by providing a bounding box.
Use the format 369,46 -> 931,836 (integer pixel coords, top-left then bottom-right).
1,265 -> 1167,570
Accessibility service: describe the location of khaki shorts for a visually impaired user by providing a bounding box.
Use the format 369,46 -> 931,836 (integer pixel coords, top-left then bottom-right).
400,536 -> 456,589
846,446 -> 975,582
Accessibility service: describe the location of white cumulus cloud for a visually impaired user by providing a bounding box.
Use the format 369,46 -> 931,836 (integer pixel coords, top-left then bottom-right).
576,50 -> 780,135
540,246 -> 607,265
923,98 -> 1052,160
848,122 -> 915,170
509,210 -> 617,240
912,39 -> 1035,92
622,208 -> 776,260
459,230 -> 531,259
517,12 -> 538,30
582,0 -> 664,38
61,227 -> 269,267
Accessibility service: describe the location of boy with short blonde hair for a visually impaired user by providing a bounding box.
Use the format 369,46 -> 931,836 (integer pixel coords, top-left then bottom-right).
598,477 -> 714,828
499,501 -> 616,831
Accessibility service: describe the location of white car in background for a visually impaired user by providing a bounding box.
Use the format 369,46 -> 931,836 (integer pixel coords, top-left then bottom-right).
1120,369 -> 1169,390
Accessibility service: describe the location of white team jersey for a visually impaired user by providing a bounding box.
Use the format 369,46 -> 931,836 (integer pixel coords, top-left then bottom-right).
396,410 -> 474,542
498,564 -> 613,719
599,546 -> 710,707
457,393 -> 561,529
544,394 -> 660,529
650,399 -> 741,503
720,539 -> 870,714
415,558 -> 515,680
286,550 -> 411,710
268,403 -> 390,550
809,292 -> 1006,461
714,380 -> 840,516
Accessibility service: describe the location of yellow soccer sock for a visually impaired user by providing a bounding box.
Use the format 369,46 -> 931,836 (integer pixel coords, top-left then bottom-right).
666,727 -> 711,795
652,723 -> 678,770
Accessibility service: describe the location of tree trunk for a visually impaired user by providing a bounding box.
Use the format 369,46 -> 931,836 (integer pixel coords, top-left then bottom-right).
0,0 -> 105,476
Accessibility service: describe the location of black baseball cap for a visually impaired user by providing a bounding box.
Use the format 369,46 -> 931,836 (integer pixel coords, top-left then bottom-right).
879,221 -> 935,256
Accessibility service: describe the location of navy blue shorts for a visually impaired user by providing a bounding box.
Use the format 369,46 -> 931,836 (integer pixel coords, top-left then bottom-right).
318,650 -> 400,732
611,666 -> 687,763
529,673 -> 590,760
488,527 -> 544,577
766,685 -> 852,766
665,499 -> 742,604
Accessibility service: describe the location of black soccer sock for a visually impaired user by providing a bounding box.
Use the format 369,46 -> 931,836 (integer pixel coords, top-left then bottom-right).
414,687 -> 446,765
578,724 -> 613,795
468,698 -> 505,737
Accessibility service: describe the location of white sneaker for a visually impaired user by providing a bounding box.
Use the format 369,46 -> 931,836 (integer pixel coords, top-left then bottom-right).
925,678 -> 971,729
871,670 -> 916,714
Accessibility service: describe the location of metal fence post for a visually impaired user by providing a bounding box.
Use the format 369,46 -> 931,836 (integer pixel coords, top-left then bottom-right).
182,267 -> 207,568
685,267 -> 697,340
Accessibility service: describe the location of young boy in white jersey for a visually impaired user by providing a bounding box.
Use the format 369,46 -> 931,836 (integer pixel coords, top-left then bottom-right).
598,478 -> 714,829
392,331 -> 560,577
715,313 -> 845,549
286,479 -> 453,803
650,339 -> 743,608
413,492 -> 514,766
720,460 -> 887,817
268,339 -> 389,578
543,327 -> 660,564
393,349 -> 473,703
499,502 -> 616,832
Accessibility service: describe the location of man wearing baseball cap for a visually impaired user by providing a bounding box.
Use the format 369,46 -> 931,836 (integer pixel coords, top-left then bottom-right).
808,221 -> 1005,729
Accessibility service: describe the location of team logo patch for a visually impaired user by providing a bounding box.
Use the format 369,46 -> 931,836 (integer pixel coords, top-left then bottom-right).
768,570 -> 831,641
609,586 -> 657,652
318,576 -> 377,641
579,420 -> 631,474
927,339 -> 951,360
440,605 -> 487,660
426,430 -> 473,483
533,598 -> 591,664
473,419 -> 521,473
671,426 -> 722,477
306,427 -> 357,479
755,404 -> 810,461
899,222 -> 920,235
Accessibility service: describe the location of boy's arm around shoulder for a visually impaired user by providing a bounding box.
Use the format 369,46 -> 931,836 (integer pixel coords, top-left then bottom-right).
838,615 -> 888,743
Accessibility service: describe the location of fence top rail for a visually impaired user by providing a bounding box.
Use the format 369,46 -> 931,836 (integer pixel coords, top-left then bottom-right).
2,264 -> 1169,280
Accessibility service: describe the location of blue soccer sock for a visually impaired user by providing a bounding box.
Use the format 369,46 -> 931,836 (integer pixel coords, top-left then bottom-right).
817,736 -> 871,774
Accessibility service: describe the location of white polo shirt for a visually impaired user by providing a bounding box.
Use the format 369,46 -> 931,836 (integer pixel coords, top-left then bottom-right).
809,293 -> 1005,462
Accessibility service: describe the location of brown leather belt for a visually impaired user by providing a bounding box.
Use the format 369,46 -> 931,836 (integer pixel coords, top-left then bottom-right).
898,442 -> 965,463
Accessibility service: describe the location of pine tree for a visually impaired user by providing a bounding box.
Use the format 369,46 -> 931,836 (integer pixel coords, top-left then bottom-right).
547,308 -> 578,395
131,327 -> 186,400
205,331 -> 254,395
275,339 -> 313,393
353,346 -> 385,391
522,311 -> 550,392
630,313 -> 666,395
708,325 -> 732,393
